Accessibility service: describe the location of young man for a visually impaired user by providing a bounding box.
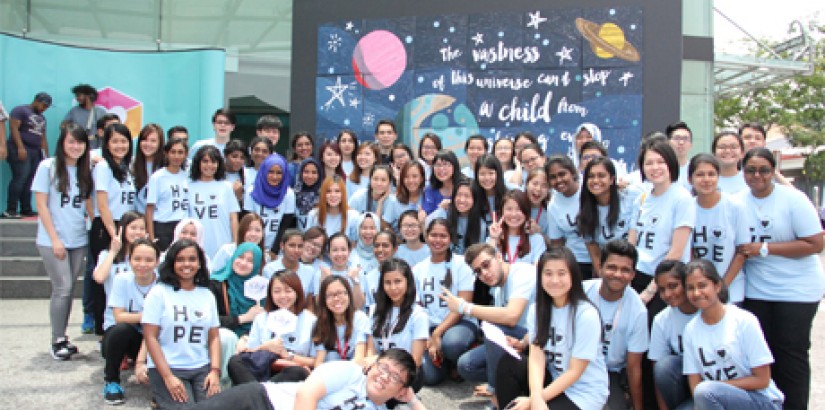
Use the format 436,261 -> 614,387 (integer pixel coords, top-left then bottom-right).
582,239 -> 648,410
665,121 -> 692,189
167,125 -> 189,141
4,92 -> 51,218
257,115 -> 282,148
62,84 -> 107,138
189,108 -> 236,161
443,243 -> 535,406
374,119 -> 397,165
188,349 -> 426,410
738,121 -> 793,187
0,100 -> 7,161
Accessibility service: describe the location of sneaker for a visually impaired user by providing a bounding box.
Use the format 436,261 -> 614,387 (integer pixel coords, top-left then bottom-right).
0,210 -> 21,219
50,339 -> 72,360
81,313 -> 95,334
65,339 -> 79,355
103,381 -> 125,405
20,210 -> 38,217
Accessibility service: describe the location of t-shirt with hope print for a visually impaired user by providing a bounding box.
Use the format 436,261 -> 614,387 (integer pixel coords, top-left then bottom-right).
648,306 -> 698,361
370,305 -> 429,354
548,187 -> 590,263
315,311 -> 371,362
692,194 -> 747,303
146,168 -> 190,222
31,159 -> 88,248
93,161 -> 136,219
243,186 -> 296,250
413,255 -> 475,327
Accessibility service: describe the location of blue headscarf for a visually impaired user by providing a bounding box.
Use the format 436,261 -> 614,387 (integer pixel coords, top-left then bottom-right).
251,154 -> 291,209
210,242 -> 263,336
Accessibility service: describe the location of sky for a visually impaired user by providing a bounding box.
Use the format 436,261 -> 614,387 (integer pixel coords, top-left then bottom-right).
714,0 -> 824,54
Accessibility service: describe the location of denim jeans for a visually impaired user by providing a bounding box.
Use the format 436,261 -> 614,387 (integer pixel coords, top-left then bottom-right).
421,320 -> 478,386
654,355 -> 692,410
457,323 -> 527,394
693,380 -> 782,410
6,145 -> 40,213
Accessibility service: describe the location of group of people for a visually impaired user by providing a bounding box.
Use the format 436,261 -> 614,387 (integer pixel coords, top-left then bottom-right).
17,84 -> 822,410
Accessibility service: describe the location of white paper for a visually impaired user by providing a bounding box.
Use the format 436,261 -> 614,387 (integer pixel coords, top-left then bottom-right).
480,321 -> 522,359
267,308 -> 298,335
243,275 -> 270,302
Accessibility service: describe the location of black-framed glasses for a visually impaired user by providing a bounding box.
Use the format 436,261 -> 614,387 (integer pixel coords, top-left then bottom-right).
375,362 -> 404,385
472,257 -> 493,276
743,167 -> 773,176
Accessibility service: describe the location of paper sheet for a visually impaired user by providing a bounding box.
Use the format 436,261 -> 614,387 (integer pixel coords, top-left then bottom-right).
480,321 -> 522,359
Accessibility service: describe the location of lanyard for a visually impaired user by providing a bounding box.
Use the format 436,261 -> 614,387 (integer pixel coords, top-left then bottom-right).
381,311 -> 400,351
505,235 -> 522,263
535,207 -> 543,223
598,296 -> 624,343
336,335 -> 350,359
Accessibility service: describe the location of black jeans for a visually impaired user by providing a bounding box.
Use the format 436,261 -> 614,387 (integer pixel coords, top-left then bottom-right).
226,354 -> 310,385
153,220 -> 180,252
743,298 -> 818,410
496,353 -> 582,410
90,217 -> 116,336
101,323 -> 143,383
187,382 -> 274,410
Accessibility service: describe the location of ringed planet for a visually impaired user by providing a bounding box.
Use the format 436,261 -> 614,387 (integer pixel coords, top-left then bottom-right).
575,17 -> 640,62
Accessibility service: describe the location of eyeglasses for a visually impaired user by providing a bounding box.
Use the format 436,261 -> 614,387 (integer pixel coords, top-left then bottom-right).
472,257 -> 493,276
400,223 -> 420,230
522,155 -> 540,166
715,144 -> 741,151
325,290 -> 348,300
744,167 -> 773,176
375,362 -> 404,385
670,135 -> 690,142
433,162 -> 452,169
581,154 -> 600,162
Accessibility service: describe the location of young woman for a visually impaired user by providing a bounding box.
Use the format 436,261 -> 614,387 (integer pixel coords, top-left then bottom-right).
288,131 -> 315,169
461,135 -> 489,179
383,161 -> 425,233
395,210 -> 430,268
417,132 -> 442,183
142,239 -> 221,407
244,154 -> 297,255
430,179 -> 486,255
209,242 -> 265,384
391,142 -> 415,185
507,132 -> 540,188
132,123 -> 164,214
507,143 -> 546,190
413,218 -> 477,386
347,141 -> 380,198
146,137 -> 189,251
294,157 -> 324,231
33,123 -> 93,360
648,260 -> 698,410
209,213 -> 266,273
305,176 -> 360,240
422,150 -> 461,215
628,140 -> 695,321
245,136 -> 273,189
262,229 -> 317,300
349,212 -> 381,277
101,239 -> 159,405
689,153 -> 747,304
300,226 -> 328,272
318,232 -> 366,309
496,246 -> 608,410
488,190 -> 547,264
577,157 -> 635,277
312,275 -> 371,366
361,229 -> 400,309
525,168 -> 551,237
577,141 -> 608,173
227,272 -> 318,384
337,129 -> 359,176
318,140 -> 346,179
472,153 -> 507,226
681,259 -> 784,410
712,131 -> 748,194
367,258 -> 428,394
188,145 -> 240,260
224,139 -> 249,204
493,137 -> 516,174
735,148 -> 824,410
350,164 -> 393,218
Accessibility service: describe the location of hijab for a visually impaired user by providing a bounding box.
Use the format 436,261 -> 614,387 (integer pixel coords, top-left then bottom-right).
353,212 -> 378,262
294,157 -> 325,215
173,218 -> 205,246
211,242 -> 264,336
252,154 -> 291,209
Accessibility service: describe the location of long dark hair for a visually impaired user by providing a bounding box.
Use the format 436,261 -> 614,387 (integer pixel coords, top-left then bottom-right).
372,258 -> 416,337
158,239 -> 210,291
366,165 -> 393,213
313,275 -> 356,351
101,123 -> 133,184
224,139 -> 247,187
447,179 -> 483,251
430,150 -> 461,189
578,156 -> 619,241
396,161 -> 425,205
684,258 -> 729,304
264,272 -> 306,314
190,145 -> 226,181
132,123 -> 165,193
425,218 -> 453,289
472,153 -> 506,222
114,211 -> 145,263
532,246 -> 597,347
54,123 -> 93,198
498,190 -> 532,260
318,140 -> 346,179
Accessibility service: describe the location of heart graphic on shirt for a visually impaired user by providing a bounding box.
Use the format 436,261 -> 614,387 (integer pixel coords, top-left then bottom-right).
650,216 -> 659,226
194,310 -> 204,319
288,336 -> 296,343
210,195 -> 216,200
717,348 -> 726,359
761,220 -> 771,229
604,323 -> 613,332
713,229 -> 722,238
183,188 -> 188,193
617,220 -> 626,228
555,334 -> 564,343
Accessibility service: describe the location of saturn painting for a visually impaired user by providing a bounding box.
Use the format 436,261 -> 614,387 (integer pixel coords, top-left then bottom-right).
575,17 -> 640,62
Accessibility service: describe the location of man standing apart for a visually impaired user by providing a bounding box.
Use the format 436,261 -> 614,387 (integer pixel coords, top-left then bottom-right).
0,100 -> 8,161
375,119 -> 398,165
62,84 -> 107,143
4,92 -> 51,218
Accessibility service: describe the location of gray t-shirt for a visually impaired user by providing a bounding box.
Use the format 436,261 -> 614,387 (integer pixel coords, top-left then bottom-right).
63,105 -> 108,137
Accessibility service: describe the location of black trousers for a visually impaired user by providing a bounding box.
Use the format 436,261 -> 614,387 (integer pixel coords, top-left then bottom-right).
187,382 -> 274,410
495,353 -> 581,410
153,220 -> 179,252
227,354 -> 310,385
101,323 -> 142,383
743,298 -> 818,410
90,217 -> 117,336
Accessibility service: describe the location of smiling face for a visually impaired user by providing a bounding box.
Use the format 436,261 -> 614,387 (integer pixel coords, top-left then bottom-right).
244,220 -> 264,244
322,146 -> 342,170
643,150 -> 670,187
466,139 -> 486,165
741,127 -> 766,151
63,132 -> 87,164
258,128 -> 280,146
586,163 -> 614,199
166,142 -> 186,169
575,129 -> 593,152
399,215 -> 422,243
338,133 -> 356,156
302,236 -> 325,261
426,223 -> 451,257
600,254 -> 635,294
199,155 -> 219,181
173,246 -> 201,283
357,146 -> 377,169
579,148 -> 603,170
130,244 -> 158,280
392,148 -> 411,168
685,270 -> 721,310
548,163 -> 576,196
382,270 -> 408,306
375,124 -> 397,149
108,132 -> 131,162
294,136 -> 313,160
282,236 -> 304,263
453,185 -> 474,213
328,236 -> 350,269
213,114 -> 235,139
501,197 -> 526,231
250,142 -> 271,168
689,162 -> 719,196
226,151 -> 246,173
324,280 -> 350,316
656,273 -> 688,308
713,135 -> 743,168
526,173 -> 549,206
370,170 -> 391,197
271,278 -> 297,310
267,164 -> 284,187
469,251 -> 504,287
402,166 -> 424,194
140,132 -> 160,158
124,219 -> 147,244
541,258 -> 572,306
433,158 -> 454,182
669,128 -> 692,161
178,223 -> 199,242
359,217 -> 377,246
477,166 -> 497,192
366,359 -> 408,404
301,163 -> 320,187
373,234 -> 396,262
326,183 -> 343,208
519,148 -> 544,172
743,155 -> 774,197
494,139 -> 514,167
232,251 -> 255,277
419,138 -> 438,163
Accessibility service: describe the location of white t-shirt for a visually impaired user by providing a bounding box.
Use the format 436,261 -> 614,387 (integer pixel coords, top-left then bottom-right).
413,255 -> 475,326
141,283 -> 219,369
548,187 -> 590,263
583,279 -> 649,372
187,180 -> 240,260
146,168 -> 190,222
682,305 -> 784,403
632,184 -> 695,275
395,244 -> 431,269
370,305 -> 429,353
32,159 -> 88,248
93,161 -> 136,219
491,262 -> 536,328
526,302 -> 609,410
107,271 -> 157,331
247,309 -> 317,358
304,209 -> 360,241
648,306 -> 698,361
693,194 -> 747,303
315,311 -> 371,362
243,187 -> 296,249
717,171 -> 748,194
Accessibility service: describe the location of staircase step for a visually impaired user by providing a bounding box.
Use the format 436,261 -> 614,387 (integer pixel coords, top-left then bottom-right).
0,219 -> 38,237
0,257 -> 47,277
0,276 -> 84,299
0,237 -> 39,257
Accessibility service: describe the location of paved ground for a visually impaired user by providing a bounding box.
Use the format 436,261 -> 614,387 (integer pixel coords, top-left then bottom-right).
2,297 -> 825,409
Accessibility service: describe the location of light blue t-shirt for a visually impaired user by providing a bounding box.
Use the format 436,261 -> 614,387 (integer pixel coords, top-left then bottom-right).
346,176 -> 369,201
370,305 -> 429,354
32,159 -> 88,248
349,188 -> 380,214
413,255 -> 475,327
717,171 -> 748,194
98,250 -> 133,331
243,187 -> 296,249
304,209 -> 360,242
261,259 -> 318,297
502,233 -> 547,265
492,262 -> 536,329
188,138 -> 227,161
187,180 -> 240,260
247,309 -> 317,358
530,205 -> 551,238
548,187 -> 590,263
93,161 -> 136,219
648,306 -> 698,361
146,167 -> 190,222
428,208 -> 488,255
263,360 -> 383,410
395,244 -> 431,269
107,271 -> 157,331
682,305 -> 784,403
589,191 -> 636,247
382,194 -> 422,233
526,302 -> 609,410
583,279 -> 649,372
315,311 -> 371,362
735,184 -> 825,302
141,283 -> 220,369
632,184 -> 695,275
693,194 -> 747,303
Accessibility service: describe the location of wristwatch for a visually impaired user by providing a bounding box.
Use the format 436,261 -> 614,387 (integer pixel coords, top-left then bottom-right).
759,242 -> 769,257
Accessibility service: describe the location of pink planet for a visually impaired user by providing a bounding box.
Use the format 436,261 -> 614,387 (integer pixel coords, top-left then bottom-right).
353,30 -> 407,90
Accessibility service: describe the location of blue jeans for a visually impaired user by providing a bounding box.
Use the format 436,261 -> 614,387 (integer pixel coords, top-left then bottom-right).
421,320 -> 478,386
457,323 -> 526,394
654,355 -> 692,410
6,145 -> 40,213
693,381 -> 782,410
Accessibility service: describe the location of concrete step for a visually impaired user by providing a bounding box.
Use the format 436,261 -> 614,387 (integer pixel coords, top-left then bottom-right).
0,237 -> 39,257
0,256 -> 46,276
0,276 -> 83,299
0,219 -> 38,237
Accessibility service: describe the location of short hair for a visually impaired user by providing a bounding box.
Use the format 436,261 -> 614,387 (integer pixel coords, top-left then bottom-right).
738,122 -> 766,138
129,238 -> 160,261
375,119 -> 397,134
688,153 -> 720,177
71,84 -> 98,101
167,125 -> 188,139
579,141 -> 608,159
465,134 -> 489,152
665,121 -> 692,139
638,140 -> 680,182
376,348 -> 418,387
418,133 -> 442,160
600,239 -> 638,267
158,239 -> 211,290
742,147 -> 776,169
711,131 -> 744,154
464,243 -> 497,266
97,113 -> 121,131
256,115 -> 282,130
212,108 -> 236,125
430,150 -> 462,189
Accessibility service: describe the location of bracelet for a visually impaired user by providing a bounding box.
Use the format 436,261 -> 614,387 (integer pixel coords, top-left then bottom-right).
136,360 -> 146,365
466,303 -> 474,316
209,367 -> 220,374
457,300 -> 466,315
